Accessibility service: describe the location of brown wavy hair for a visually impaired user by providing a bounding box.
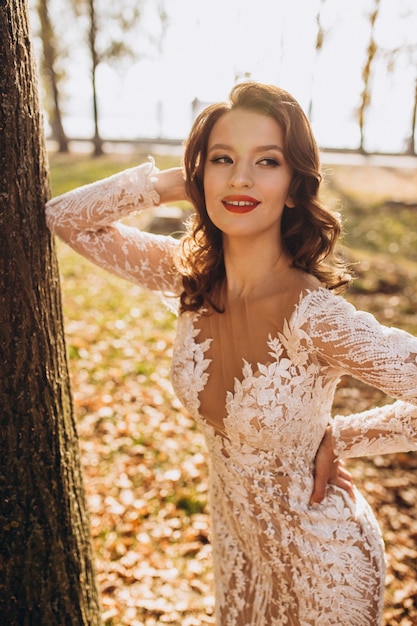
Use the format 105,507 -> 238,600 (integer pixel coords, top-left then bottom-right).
176,81 -> 351,312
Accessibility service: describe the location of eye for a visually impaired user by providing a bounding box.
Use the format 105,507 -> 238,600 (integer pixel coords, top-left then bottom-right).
209,155 -> 233,164
257,157 -> 279,167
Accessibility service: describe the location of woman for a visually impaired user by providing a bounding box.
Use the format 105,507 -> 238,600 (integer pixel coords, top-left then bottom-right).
46,82 -> 417,625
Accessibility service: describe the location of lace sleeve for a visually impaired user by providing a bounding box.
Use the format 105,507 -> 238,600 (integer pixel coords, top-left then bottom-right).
303,289 -> 417,458
45,159 -> 182,299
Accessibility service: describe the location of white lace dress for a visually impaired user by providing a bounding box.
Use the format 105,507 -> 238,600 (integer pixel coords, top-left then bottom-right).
46,161 -> 417,626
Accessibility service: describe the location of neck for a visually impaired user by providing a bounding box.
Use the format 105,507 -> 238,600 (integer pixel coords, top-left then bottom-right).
222,236 -> 291,299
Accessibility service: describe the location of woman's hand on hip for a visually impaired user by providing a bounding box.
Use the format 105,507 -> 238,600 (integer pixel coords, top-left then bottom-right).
310,426 -> 355,507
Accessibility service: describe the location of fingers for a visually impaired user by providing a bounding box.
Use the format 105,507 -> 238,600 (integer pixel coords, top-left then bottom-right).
333,465 -> 352,483
310,428 -> 356,507
311,461 -> 356,507
330,463 -> 356,502
310,483 -> 327,508
310,465 -> 332,506
310,428 -> 336,506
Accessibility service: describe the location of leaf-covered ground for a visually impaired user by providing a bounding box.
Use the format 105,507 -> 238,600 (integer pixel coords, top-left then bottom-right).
52,154 -> 417,625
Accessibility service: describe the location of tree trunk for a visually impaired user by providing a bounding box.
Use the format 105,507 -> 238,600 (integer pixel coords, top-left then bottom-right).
407,77 -> 417,156
0,1 -> 101,624
358,0 -> 381,153
308,0 -> 326,121
88,0 -> 104,157
37,0 -> 70,153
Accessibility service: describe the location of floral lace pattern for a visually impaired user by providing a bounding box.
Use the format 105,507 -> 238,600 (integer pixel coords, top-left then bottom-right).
46,163 -> 417,625
171,293 -> 417,625
46,159 -> 182,305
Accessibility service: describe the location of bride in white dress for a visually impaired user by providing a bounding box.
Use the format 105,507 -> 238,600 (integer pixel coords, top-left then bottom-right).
46,81 -> 417,625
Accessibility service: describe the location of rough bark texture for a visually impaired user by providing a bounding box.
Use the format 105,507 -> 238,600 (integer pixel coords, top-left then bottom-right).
0,1 -> 101,623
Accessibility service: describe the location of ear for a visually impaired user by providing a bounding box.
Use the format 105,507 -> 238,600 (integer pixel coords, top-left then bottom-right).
285,194 -> 295,209
286,174 -> 298,209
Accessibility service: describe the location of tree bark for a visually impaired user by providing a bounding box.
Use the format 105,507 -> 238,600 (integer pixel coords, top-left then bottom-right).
0,1 -> 101,623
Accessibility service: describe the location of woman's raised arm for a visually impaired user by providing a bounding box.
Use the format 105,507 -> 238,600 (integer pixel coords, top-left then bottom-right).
45,160 -> 186,296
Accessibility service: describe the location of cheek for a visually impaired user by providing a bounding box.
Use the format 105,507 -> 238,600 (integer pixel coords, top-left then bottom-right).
203,177 -> 219,215
205,201 -> 220,227
203,170 -> 214,200
203,163 -> 225,197
205,199 -> 234,232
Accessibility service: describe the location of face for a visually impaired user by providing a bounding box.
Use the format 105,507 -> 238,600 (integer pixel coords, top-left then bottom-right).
203,108 -> 295,244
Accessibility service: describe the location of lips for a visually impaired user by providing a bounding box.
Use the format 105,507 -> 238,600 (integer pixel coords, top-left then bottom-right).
221,195 -> 260,213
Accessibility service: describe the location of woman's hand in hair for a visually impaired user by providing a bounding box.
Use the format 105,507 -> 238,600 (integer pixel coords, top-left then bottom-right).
154,167 -> 189,205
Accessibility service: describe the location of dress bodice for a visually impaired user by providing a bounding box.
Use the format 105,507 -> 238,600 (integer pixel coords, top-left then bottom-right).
171,291 -> 338,472
171,287 -> 417,462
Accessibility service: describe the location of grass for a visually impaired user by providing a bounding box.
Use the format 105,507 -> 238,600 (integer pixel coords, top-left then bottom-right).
48,151 -> 182,196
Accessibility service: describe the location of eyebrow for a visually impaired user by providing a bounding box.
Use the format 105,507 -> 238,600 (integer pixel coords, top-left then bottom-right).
207,143 -> 284,154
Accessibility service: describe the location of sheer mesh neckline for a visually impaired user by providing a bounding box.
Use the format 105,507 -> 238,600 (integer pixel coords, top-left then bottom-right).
192,283 -> 323,430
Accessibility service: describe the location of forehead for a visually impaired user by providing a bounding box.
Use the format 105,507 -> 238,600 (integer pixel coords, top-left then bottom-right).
208,108 -> 284,149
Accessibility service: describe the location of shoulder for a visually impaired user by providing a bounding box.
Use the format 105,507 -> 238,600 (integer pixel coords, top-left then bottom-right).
292,286 -> 356,332
294,286 -> 413,348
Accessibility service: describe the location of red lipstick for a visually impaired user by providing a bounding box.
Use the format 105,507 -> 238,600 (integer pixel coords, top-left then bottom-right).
222,195 -> 260,214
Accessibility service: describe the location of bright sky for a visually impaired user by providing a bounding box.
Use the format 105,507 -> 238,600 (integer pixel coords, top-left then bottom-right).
53,0 -> 417,152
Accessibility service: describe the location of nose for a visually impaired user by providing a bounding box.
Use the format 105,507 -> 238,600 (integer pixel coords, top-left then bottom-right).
228,161 -> 253,188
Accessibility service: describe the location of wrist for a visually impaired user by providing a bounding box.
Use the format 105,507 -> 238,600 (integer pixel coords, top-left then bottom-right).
154,168 -> 188,204
323,426 -> 338,462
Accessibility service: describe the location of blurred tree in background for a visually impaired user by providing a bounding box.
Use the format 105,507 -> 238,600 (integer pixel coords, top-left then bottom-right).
36,0 -> 69,153
358,0 -> 381,153
70,0 -> 144,155
29,0 -> 417,155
